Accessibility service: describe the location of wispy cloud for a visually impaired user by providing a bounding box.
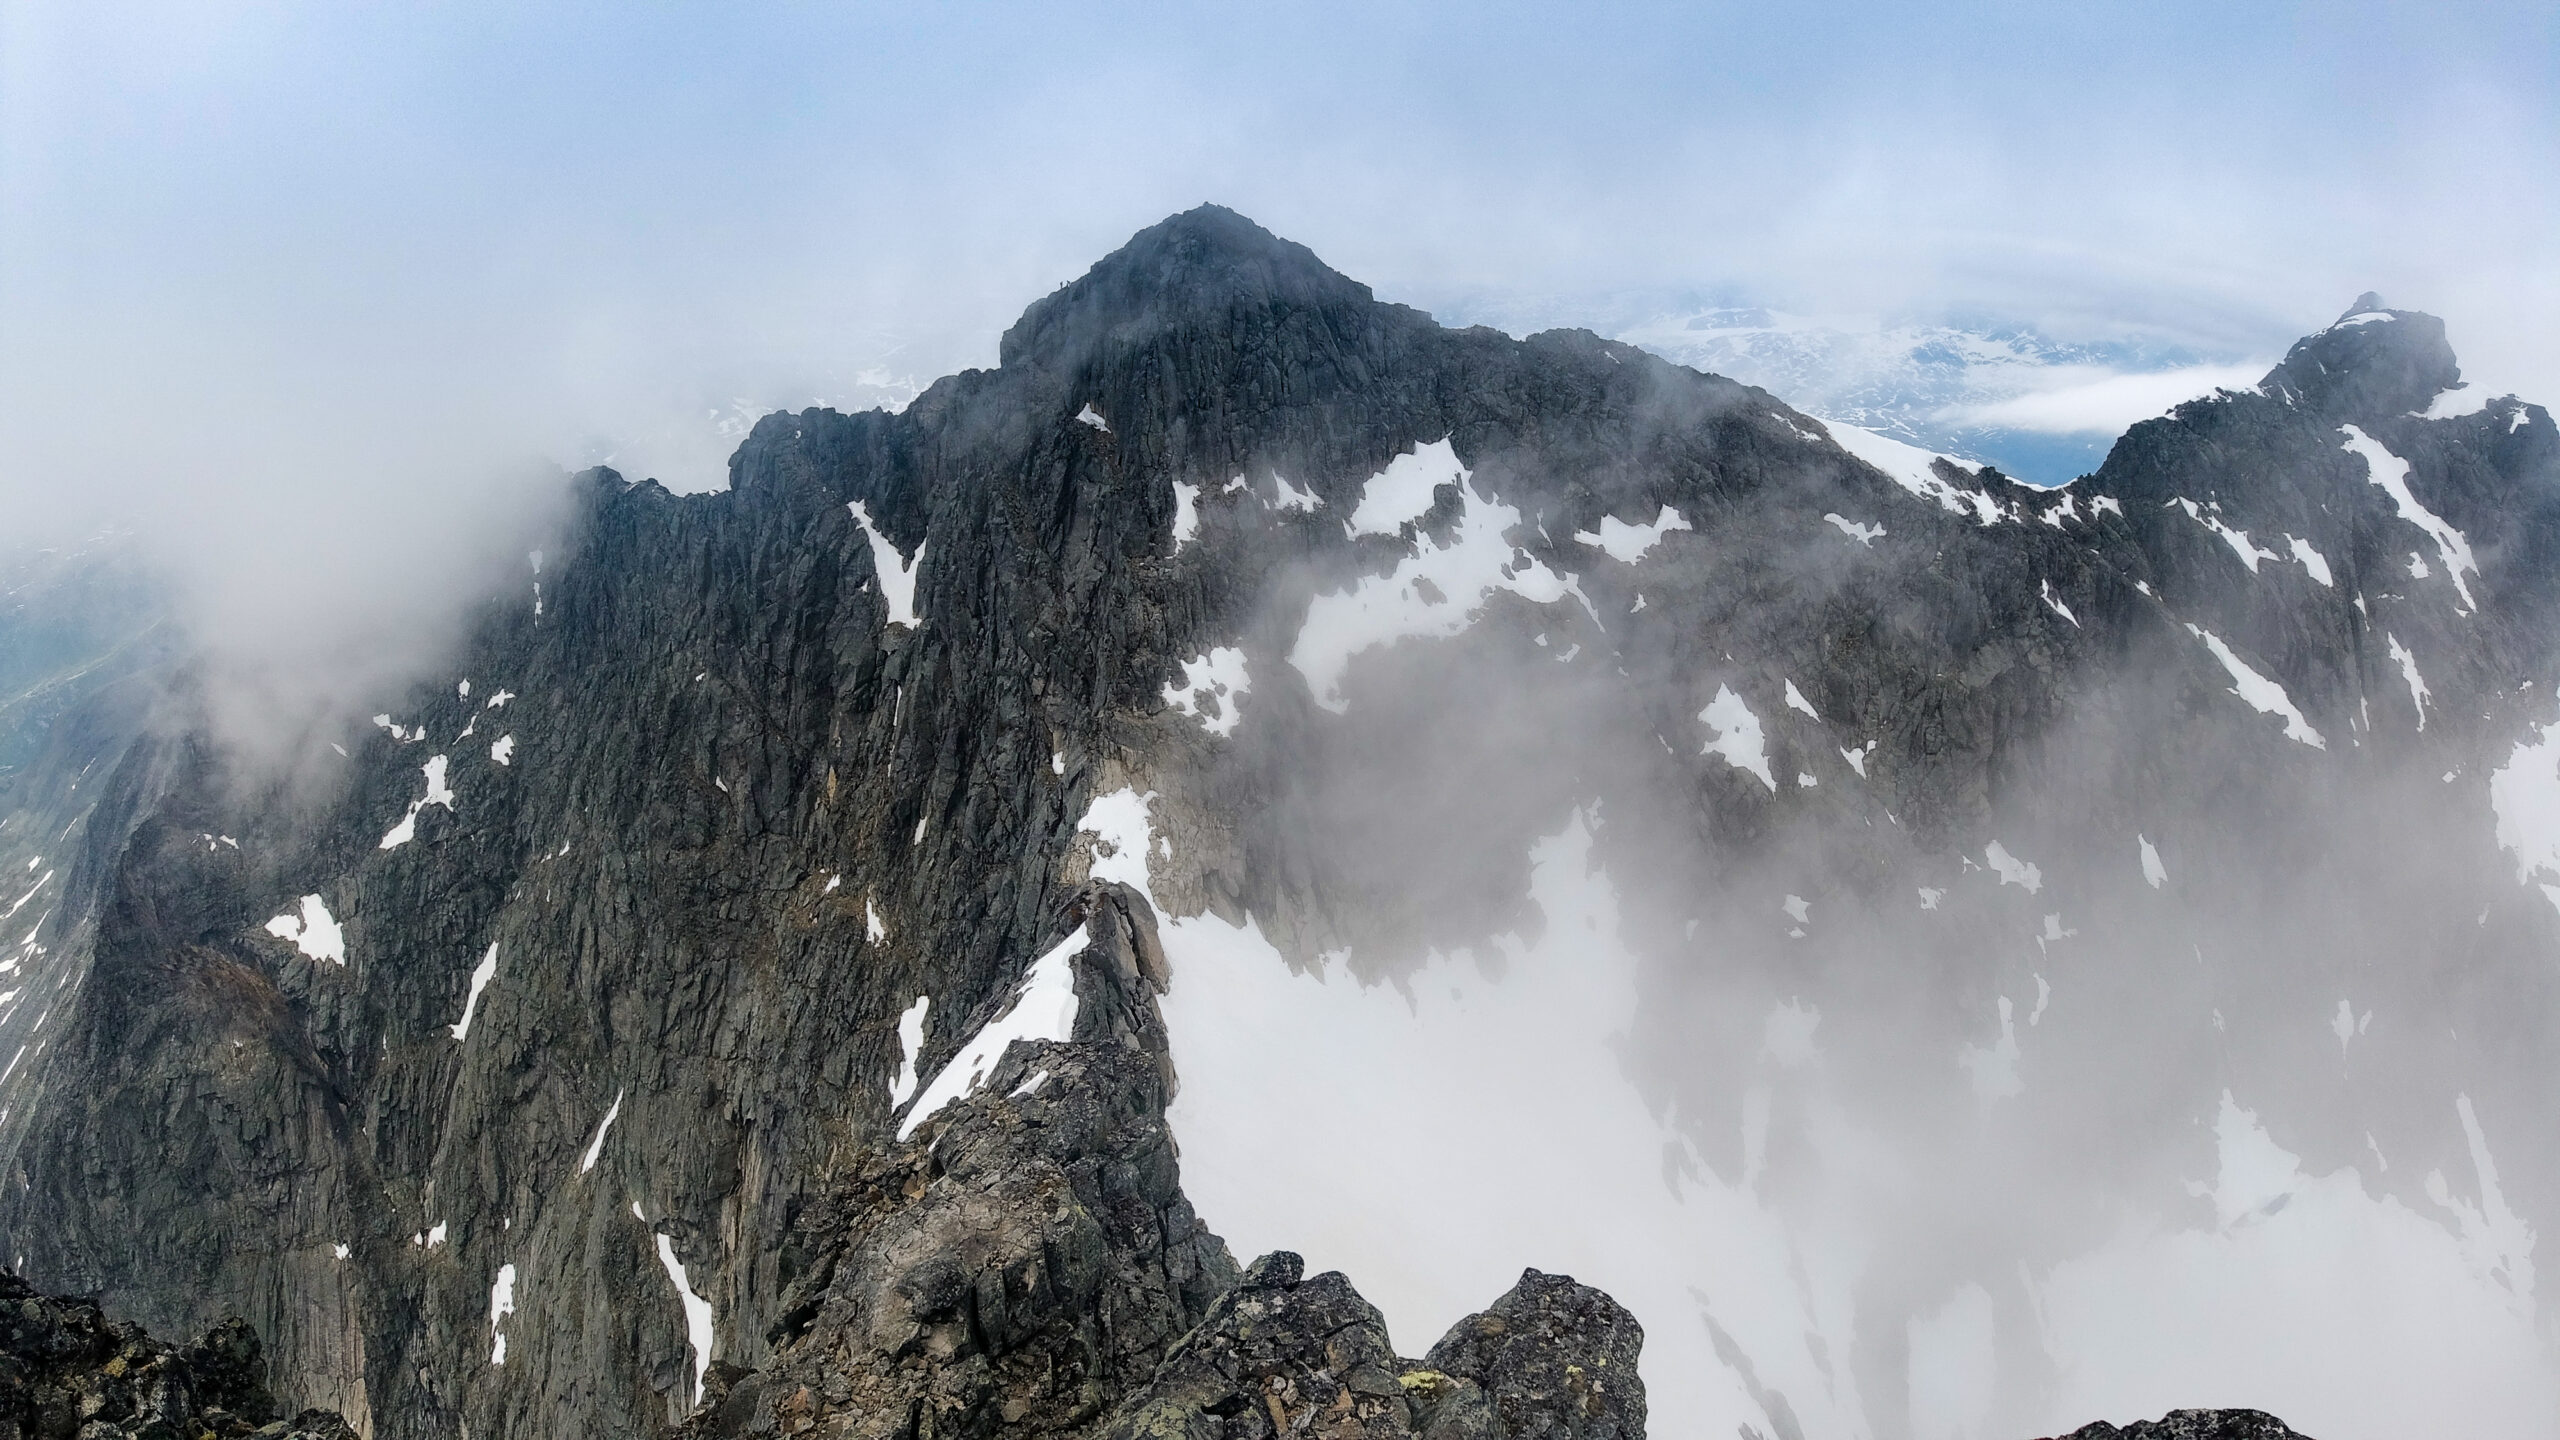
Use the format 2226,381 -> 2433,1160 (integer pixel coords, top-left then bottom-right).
1940,362 -> 2271,434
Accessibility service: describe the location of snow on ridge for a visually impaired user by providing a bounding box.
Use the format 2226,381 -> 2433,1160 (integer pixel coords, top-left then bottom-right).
894,925 -> 1087,1141
1698,686 -> 1775,791
1163,647 -> 1251,737
1347,438 -> 1469,537
2184,624 -> 2324,748
1821,420 -> 2005,525
847,501 -> 925,627
1573,505 -> 1692,563
2339,425 -> 2476,613
1075,403 -> 1110,432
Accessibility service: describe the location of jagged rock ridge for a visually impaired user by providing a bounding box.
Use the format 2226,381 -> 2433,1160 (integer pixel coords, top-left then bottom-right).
0,207 -> 2549,1437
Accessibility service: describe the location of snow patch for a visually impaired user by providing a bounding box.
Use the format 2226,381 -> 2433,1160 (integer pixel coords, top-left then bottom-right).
2340,425 -> 2476,613
1985,841 -> 2042,893
2287,535 -> 2334,586
895,926 -> 1087,1141
1347,438 -> 1468,537
488,1263 -> 516,1366
2186,624 -> 2325,748
1288,477 -> 1591,712
889,996 -> 930,1107
653,1234 -> 716,1404
1698,686 -> 1776,791
1170,481 -> 1200,553
490,734 -> 515,766
263,894 -> 347,965
579,1089 -> 624,1174
847,501 -> 925,627
1824,513 -> 1885,545
1162,647 -> 1251,737
449,943 -> 499,1041
1574,505 -> 1692,563
2386,634 -> 2431,730
2140,835 -> 2168,889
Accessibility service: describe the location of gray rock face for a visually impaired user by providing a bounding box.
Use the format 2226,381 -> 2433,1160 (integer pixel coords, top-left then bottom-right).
0,206 -> 2552,1438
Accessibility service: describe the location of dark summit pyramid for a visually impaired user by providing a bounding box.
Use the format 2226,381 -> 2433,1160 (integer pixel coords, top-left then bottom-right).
0,211 -> 2553,1439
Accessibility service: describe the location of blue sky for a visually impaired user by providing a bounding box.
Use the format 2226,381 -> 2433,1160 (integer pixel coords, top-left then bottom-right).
3,1 -> 2553,516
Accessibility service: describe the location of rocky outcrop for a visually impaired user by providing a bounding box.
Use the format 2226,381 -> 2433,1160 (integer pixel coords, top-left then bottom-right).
2046,1412 -> 2312,1440
1096,1256 -> 1642,1440
679,885 -> 1644,1440
0,1268 -> 352,1440
682,885 -> 1240,1439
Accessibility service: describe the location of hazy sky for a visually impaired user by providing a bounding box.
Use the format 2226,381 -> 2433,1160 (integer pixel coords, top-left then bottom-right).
3,1 -> 2552,515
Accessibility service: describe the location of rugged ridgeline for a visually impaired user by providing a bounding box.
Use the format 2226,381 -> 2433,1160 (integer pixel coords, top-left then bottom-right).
0,206 -> 2552,1439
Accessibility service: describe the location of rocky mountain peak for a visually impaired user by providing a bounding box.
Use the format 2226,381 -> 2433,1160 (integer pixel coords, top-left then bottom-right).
996,203 -> 1395,371
2254,293 -> 2461,419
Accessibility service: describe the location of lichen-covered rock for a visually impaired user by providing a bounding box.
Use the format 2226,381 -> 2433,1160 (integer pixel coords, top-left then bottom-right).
0,1268 -> 353,1440
1419,1270 -> 1643,1440
1095,1251 -> 1420,1440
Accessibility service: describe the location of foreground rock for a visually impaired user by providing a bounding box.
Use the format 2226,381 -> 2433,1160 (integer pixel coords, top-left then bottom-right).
684,886 -> 1645,1440
0,1269 -> 352,1440
2046,1411 -> 2313,1439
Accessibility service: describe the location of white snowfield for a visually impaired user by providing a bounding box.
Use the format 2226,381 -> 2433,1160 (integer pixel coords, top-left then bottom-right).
847,501 -> 925,626
1288,444 -> 1592,712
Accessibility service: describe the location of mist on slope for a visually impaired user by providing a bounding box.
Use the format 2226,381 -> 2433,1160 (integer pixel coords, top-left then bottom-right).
1122,392 -> 2560,1439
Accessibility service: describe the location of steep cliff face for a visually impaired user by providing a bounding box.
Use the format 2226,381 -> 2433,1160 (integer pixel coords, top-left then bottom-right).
0,208 -> 2551,1439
